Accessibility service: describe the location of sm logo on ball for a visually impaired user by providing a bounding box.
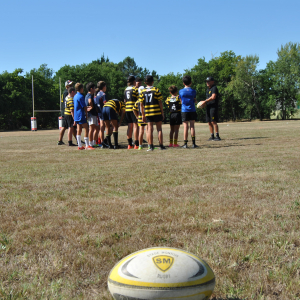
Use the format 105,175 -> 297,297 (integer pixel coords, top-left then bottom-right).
152,255 -> 174,272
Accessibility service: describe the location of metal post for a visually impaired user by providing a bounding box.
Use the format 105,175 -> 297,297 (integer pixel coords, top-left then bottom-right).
32,75 -> 34,117
59,77 -> 62,113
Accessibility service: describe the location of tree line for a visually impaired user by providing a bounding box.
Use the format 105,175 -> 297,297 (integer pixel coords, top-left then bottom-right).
0,42 -> 299,130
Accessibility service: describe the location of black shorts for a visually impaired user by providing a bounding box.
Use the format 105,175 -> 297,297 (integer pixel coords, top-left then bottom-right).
170,112 -> 182,126
206,106 -> 219,123
146,115 -> 163,123
181,112 -> 197,122
126,111 -> 137,123
62,115 -> 74,128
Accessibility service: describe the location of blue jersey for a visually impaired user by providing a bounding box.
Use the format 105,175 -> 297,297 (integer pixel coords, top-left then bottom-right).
74,92 -> 86,122
179,87 -> 196,112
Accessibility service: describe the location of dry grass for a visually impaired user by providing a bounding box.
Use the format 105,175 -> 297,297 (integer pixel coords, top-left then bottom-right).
0,121 -> 300,300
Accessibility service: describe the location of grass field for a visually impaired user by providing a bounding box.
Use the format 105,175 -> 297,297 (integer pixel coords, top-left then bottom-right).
0,121 -> 300,300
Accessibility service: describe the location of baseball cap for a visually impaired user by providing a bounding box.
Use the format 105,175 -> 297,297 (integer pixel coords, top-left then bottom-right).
127,75 -> 136,83
65,80 -> 73,87
205,77 -> 214,82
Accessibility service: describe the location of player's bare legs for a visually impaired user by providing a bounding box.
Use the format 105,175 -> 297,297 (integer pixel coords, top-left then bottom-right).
190,120 -> 195,138
68,126 -> 73,142
173,124 -> 180,146
139,126 -> 144,146
58,127 -> 66,144
156,121 -> 163,145
148,122 -> 154,145
99,120 -> 105,143
169,125 -> 174,146
208,122 -> 214,134
93,125 -> 99,145
208,121 -> 221,141
89,124 -> 96,146
127,123 -> 133,138
134,123 -> 139,143
183,121 -> 189,141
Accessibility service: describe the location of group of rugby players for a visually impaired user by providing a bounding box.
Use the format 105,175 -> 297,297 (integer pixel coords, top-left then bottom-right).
58,75 -> 221,151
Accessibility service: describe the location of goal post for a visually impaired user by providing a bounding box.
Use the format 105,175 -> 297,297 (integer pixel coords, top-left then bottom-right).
31,76 -> 62,131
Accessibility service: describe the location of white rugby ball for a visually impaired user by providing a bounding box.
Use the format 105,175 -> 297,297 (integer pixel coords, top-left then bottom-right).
108,247 -> 215,300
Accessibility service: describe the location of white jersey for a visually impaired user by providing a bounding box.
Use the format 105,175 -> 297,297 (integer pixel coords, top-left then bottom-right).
138,86 -> 145,94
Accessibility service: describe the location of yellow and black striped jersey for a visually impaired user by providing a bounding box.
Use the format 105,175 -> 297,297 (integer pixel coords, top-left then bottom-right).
165,95 -> 181,113
124,86 -> 139,112
64,96 -> 74,115
133,100 -> 147,125
104,99 -> 125,114
139,86 -> 163,117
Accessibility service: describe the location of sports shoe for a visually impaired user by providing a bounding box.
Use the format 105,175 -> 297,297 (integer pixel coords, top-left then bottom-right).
134,145 -> 139,150
57,141 -> 64,145
147,148 -> 154,151
208,136 -> 214,141
173,144 -> 180,147
93,144 -> 100,148
78,146 -> 85,150
128,145 -> 134,149
81,140 -> 85,144
138,146 -> 143,150
114,145 -> 121,149
86,145 -> 95,150
159,146 -> 167,150
143,139 -> 147,143
191,144 -> 199,148
68,143 -> 77,147
214,136 -> 221,141
181,144 -> 188,148
168,144 -> 173,147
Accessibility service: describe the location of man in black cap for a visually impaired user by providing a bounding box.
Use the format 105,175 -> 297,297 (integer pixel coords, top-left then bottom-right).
203,77 -> 221,141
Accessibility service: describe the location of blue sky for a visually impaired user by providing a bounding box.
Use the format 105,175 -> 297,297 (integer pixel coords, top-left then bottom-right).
0,0 -> 299,76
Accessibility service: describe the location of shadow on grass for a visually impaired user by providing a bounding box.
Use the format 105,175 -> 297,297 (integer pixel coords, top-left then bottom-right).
230,137 -> 268,140
204,143 -> 262,149
211,297 -> 245,300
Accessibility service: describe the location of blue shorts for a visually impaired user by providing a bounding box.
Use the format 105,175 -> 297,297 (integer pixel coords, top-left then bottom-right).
102,106 -> 119,121
75,118 -> 87,125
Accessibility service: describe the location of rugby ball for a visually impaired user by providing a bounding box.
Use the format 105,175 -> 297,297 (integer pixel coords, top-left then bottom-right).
197,101 -> 206,109
108,247 -> 215,300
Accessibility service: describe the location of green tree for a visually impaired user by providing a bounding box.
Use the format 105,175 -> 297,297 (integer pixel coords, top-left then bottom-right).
26,64 -> 59,128
0,68 -> 31,129
266,42 -> 300,119
229,55 -> 263,120
209,51 -> 241,121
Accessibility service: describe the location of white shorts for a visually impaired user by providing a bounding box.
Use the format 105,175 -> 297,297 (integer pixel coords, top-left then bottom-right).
88,115 -> 99,126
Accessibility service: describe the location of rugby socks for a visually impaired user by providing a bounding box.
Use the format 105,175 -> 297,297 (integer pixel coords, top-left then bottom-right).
134,140 -> 139,147
211,133 -> 215,139
113,131 -> 118,146
127,138 -> 133,146
192,136 -> 195,145
89,140 -> 93,147
106,134 -> 112,147
216,133 -> 220,137
84,137 -> 89,147
184,140 -> 188,145
76,135 -> 82,147
170,138 -> 173,144
93,140 -> 96,146
174,139 -> 178,145
150,144 -> 154,150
